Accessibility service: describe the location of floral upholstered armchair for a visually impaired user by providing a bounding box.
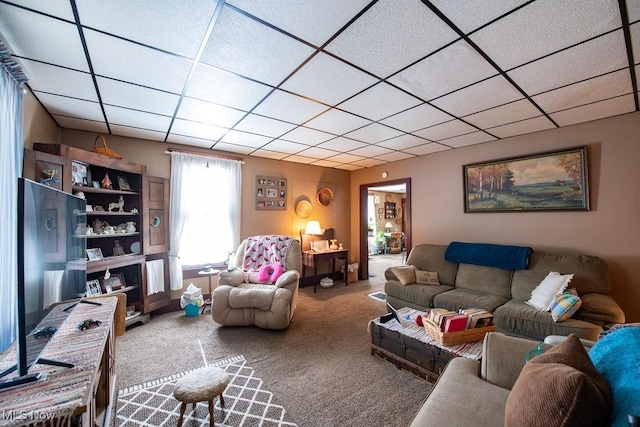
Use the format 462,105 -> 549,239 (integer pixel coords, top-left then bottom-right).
212,235 -> 301,330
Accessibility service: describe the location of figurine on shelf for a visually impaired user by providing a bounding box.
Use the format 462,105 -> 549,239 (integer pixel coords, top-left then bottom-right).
330,239 -> 338,250
101,173 -> 113,190
108,196 -> 124,212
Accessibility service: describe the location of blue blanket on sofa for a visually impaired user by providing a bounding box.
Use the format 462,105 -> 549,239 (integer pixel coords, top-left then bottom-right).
444,241 -> 532,270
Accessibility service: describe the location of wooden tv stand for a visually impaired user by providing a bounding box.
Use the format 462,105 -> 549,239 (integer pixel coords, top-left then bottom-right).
0,297 -> 117,426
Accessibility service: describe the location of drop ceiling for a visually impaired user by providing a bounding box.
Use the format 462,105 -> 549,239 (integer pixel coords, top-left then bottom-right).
1,0 -> 638,170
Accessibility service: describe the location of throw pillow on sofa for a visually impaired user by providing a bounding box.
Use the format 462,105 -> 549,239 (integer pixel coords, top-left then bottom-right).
505,334 -> 612,427
526,271 -> 574,311
551,288 -> 582,322
389,265 -> 417,285
415,270 -> 440,285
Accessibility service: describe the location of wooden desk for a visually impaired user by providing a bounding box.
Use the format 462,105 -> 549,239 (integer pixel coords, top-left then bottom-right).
302,249 -> 348,293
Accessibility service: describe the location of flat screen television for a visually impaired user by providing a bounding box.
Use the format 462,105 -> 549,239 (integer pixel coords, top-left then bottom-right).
0,178 -> 86,390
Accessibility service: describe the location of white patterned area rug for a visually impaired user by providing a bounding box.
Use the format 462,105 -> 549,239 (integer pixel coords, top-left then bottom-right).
116,355 -> 297,426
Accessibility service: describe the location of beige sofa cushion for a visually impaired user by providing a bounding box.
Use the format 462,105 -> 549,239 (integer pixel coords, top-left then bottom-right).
406,244 -> 457,286
454,263 -> 512,299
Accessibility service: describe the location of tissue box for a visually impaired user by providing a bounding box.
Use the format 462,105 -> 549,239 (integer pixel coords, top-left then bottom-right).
183,287 -> 202,299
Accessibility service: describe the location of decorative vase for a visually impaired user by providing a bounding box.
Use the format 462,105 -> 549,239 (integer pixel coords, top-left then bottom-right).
125,221 -> 136,233
329,239 -> 338,250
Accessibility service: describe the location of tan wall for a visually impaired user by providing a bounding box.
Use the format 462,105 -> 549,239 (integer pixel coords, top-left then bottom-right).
352,111 -> 640,322
23,89 -> 59,148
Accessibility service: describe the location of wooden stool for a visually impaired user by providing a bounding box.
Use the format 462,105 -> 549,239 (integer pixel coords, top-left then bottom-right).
174,366 -> 229,427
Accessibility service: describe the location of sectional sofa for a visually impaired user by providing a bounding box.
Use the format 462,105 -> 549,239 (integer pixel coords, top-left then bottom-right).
384,243 -> 625,341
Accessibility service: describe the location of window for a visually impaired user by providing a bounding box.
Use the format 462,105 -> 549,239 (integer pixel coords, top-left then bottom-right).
168,153 -> 241,290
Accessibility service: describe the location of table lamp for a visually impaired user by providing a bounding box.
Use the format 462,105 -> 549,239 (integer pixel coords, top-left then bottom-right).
384,222 -> 393,233
305,220 -> 323,251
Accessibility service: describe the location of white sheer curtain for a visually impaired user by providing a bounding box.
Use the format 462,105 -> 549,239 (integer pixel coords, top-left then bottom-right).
168,152 -> 241,290
0,44 -> 26,352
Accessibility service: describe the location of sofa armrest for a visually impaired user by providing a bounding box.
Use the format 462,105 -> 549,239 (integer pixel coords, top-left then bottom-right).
480,332 -> 551,390
217,269 -> 244,286
577,293 -> 625,325
274,270 -> 300,289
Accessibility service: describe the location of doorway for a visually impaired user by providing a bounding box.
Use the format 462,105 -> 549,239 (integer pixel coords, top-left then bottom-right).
359,178 -> 411,280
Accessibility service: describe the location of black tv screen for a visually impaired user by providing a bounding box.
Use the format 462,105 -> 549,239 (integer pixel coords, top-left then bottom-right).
1,178 -> 87,379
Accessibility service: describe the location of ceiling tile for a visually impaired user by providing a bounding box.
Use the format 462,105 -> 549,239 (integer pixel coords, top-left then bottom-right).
200,7 -> 314,86
251,150 -> 289,160
348,144 -> 393,158
432,75 -> 523,117
507,30 -> 628,95
110,125 -> 167,141
97,77 -> 180,116
439,131 -> 496,148
338,82 -> 421,121
343,123 -> 403,144
281,154 -> 315,164
234,114 -> 297,138
311,159 -> 342,168
380,103 -> 452,133
7,1 -> 74,20
325,153 -> 365,164
374,151 -> 416,162
376,134 -> 428,151
629,2 -> 640,23
549,94 -> 636,126
414,119 -> 477,141
487,116 -> 556,139
76,0 -> 215,58
261,139 -> 308,154
104,105 -> 171,132
334,163 -> 364,171
295,146 -> 340,159
325,0 -> 458,78
170,118 -> 227,141
304,108 -> 371,135
167,134 -> 213,148
21,60 -> 97,101
280,126 -> 333,145
471,0 -> 622,70
532,69 -> 633,113
279,52 -> 378,105
186,63 -> 273,111
176,97 -> 246,128
316,137 -> 368,152
403,143 -> 450,156
52,115 -> 108,134
252,90 -> 328,124
429,0 -> 529,34
630,22 -> 640,68
388,40 -> 499,101
352,158 -> 387,167
35,92 -> 103,121
464,99 -> 542,129
226,0 -> 370,46
219,129 -> 272,148
211,142 -> 254,155
0,4 -> 88,71
84,29 -> 193,94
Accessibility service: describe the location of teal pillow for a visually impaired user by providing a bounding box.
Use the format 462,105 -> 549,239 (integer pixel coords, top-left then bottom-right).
550,288 -> 582,322
589,327 -> 640,426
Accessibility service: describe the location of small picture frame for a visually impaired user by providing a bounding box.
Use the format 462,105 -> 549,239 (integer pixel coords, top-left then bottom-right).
86,248 -> 104,261
256,175 -> 287,210
72,161 -> 89,186
86,279 -> 102,296
102,273 -> 125,291
86,205 -> 93,212
117,175 -> 131,191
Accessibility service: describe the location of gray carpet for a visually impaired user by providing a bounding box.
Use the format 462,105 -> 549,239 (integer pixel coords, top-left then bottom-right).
115,256 -> 428,426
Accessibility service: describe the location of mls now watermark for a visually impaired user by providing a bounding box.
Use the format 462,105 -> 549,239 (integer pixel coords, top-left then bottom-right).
1,409 -> 57,422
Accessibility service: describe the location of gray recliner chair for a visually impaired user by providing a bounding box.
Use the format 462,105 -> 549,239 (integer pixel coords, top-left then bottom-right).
212,236 -> 301,330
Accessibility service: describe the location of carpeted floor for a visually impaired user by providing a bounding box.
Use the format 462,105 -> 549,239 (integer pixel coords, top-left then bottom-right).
115,254 -> 426,427
116,355 -> 297,426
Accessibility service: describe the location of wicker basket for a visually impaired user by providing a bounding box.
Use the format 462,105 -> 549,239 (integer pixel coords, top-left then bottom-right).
424,318 -> 497,346
93,135 -> 121,159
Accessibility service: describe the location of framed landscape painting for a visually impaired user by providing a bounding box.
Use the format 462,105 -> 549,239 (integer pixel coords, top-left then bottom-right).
463,146 -> 589,213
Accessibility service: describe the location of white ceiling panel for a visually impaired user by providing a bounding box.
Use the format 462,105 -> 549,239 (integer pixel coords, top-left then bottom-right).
295,146 -> 340,159
176,97 -> 246,128
348,144 -> 393,158
630,22 -> 640,67
167,134 -> 214,148
170,118 -> 227,141
76,0 -> 215,59
280,52 -> 378,106
439,131 -> 496,148
374,151 -> 416,162
629,2 -> 640,23
380,103 -> 452,133
305,108 -> 371,135
201,7 -> 314,86
549,94 -> 636,127
429,0 -> 529,34
325,153 -> 366,164
464,99 -> 542,129
533,69 -> 633,114
186,64 -> 273,111
432,75 -> 523,117
104,105 -> 171,132
326,0 -> 458,78
250,150 -> 289,160
334,163 -> 364,171
352,157 -> 387,168
23,60 -> 98,101
414,119 -> 477,141
280,127 -> 334,146
312,159 -> 342,168
211,142 -> 255,155
35,92 -> 103,122
6,1 -> 74,20
53,115 -> 108,134
376,134 -> 429,151
97,77 -> 180,116
84,29 -> 193,94
403,143 -> 450,156
234,114 -> 297,138
488,116 -> 556,139
338,82 -> 421,121
226,0 -> 371,46
0,4 -> 88,71
219,130 -> 273,148
110,125 -> 167,142
261,139 -> 309,154
282,154 -> 316,164
253,90 -> 328,124
508,31 -> 628,95
471,0 -> 622,71
317,137 -> 368,152
388,40 -> 499,101
344,123 -> 403,144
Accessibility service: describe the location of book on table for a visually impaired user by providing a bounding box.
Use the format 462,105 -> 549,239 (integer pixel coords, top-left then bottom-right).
443,314 -> 469,333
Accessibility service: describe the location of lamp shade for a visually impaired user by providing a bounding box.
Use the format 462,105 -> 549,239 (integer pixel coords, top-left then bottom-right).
305,220 -> 323,235
384,222 -> 393,229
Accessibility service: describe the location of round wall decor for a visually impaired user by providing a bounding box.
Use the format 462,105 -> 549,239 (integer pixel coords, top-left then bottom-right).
295,199 -> 312,218
316,187 -> 334,206
385,193 -> 393,202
